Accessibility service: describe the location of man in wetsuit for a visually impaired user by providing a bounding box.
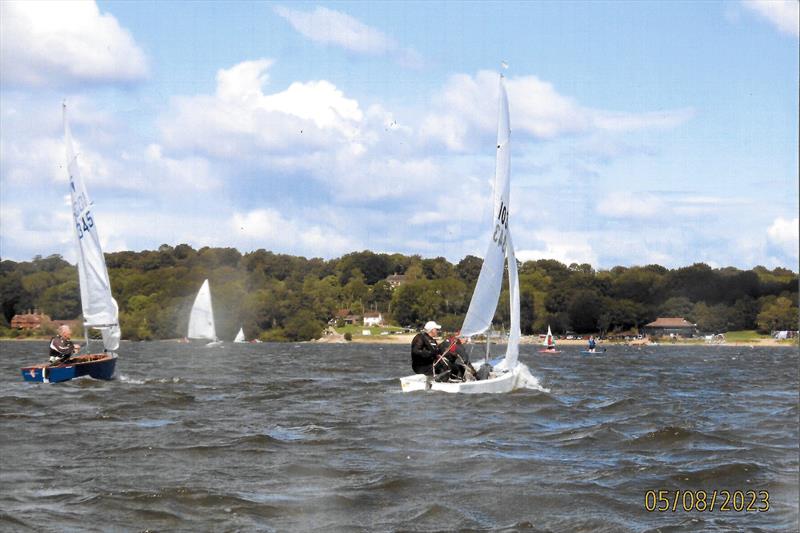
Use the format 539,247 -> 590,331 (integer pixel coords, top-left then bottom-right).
49,325 -> 80,365
411,321 -> 449,380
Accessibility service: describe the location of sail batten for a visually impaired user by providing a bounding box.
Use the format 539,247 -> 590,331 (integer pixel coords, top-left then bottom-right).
64,104 -> 120,352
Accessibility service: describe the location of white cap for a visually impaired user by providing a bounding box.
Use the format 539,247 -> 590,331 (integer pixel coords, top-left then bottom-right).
424,321 -> 442,332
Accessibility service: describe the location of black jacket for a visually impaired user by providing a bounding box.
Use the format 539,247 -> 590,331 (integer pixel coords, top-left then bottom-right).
411,332 -> 440,374
49,335 -> 75,359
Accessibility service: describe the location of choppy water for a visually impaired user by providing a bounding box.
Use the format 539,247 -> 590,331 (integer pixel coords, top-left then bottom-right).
1,341 -> 797,532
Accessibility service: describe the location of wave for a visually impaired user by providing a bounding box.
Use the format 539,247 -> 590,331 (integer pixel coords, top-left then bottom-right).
669,462 -> 766,485
627,426 -> 743,450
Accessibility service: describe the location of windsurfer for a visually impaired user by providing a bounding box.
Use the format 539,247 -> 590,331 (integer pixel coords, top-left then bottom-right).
49,325 -> 80,365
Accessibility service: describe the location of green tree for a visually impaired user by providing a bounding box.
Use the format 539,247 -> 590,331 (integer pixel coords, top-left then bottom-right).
756,297 -> 798,333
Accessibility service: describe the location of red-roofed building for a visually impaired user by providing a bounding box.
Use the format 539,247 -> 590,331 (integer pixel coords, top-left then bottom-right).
643,317 -> 697,338
10,311 -> 51,330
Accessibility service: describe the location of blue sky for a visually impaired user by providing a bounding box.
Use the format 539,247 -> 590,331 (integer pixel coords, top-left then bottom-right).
1,0 -> 797,269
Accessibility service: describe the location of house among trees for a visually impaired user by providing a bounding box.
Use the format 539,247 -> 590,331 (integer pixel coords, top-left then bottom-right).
331,309 -> 360,325
385,274 -> 407,289
10,310 -> 51,330
643,317 -> 697,338
363,311 -> 383,327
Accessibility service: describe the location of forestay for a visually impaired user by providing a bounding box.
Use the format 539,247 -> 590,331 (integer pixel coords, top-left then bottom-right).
64,104 -> 120,352
188,279 -> 217,341
460,75 -> 511,338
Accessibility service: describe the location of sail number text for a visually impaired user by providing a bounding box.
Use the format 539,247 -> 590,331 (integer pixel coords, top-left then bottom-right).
492,201 -> 509,252
72,192 -> 94,239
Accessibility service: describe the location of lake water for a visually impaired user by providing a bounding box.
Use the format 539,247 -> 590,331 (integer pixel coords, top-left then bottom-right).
1,341 -> 798,532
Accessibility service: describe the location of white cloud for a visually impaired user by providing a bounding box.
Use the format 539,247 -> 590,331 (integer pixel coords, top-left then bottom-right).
421,70 -> 693,151
0,206 -> 73,259
231,209 -> 357,257
0,0 -> 148,88
274,5 -> 422,67
160,60 -> 364,160
516,231 -> 599,266
767,216 -> 799,257
596,192 -> 667,219
742,0 -> 800,37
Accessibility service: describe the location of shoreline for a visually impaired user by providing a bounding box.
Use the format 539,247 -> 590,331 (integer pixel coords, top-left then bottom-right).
2,335 -> 796,348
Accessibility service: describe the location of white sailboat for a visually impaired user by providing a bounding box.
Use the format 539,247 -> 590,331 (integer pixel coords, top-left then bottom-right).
539,325 -> 560,353
188,279 -> 222,347
233,327 -> 246,343
400,73 -> 544,394
22,104 -> 120,382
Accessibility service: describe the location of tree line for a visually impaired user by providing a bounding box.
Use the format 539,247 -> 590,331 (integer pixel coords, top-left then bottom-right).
1,245 -> 797,341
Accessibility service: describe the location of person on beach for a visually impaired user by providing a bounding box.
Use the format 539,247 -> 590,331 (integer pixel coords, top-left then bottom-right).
49,325 -> 80,365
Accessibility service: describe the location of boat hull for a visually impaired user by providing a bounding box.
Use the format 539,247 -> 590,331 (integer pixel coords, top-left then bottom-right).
20,353 -> 117,383
538,349 -> 561,354
399,365 -> 520,394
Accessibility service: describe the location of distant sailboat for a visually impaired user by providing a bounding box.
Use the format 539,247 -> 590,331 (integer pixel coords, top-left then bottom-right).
400,72 -> 544,393
188,279 -> 222,347
539,325 -> 561,354
233,327 -> 246,343
21,104 -> 119,382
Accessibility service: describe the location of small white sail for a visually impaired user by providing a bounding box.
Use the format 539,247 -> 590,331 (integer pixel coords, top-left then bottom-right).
543,325 -> 555,348
234,327 -> 246,343
461,75 -> 511,338
64,104 -> 120,352
188,279 -> 217,341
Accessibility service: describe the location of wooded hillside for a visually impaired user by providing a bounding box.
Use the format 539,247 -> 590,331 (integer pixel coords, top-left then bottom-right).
1,245 -> 797,341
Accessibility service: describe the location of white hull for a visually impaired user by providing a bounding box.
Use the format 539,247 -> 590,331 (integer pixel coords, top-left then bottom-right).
205,340 -> 223,348
399,365 -> 522,394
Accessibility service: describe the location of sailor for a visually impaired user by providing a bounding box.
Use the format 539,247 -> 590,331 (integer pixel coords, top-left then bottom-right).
588,335 -> 597,353
439,333 -> 476,381
411,321 -> 450,380
49,325 -> 80,365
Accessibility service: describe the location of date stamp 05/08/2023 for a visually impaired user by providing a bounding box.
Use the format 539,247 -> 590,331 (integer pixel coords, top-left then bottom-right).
644,490 -> 770,513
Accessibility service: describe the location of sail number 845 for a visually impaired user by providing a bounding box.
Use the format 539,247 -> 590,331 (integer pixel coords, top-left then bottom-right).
75,212 -> 94,239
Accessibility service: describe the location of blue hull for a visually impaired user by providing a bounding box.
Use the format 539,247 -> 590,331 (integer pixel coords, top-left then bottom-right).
21,353 -> 117,383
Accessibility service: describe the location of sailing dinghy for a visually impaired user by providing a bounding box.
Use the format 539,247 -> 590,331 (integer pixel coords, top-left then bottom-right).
21,104 -> 120,383
539,325 -> 561,353
400,73 -> 544,394
233,327 -> 247,343
188,279 -> 222,347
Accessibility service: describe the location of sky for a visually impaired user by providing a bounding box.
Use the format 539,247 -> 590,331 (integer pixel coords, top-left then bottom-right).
1,0 -> 798,270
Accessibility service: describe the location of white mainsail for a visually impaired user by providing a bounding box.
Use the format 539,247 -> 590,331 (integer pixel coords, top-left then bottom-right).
64,104 -> 120,352
188,279 -> 217,341
461,74 -> 511,338
234,327 -> 246,343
